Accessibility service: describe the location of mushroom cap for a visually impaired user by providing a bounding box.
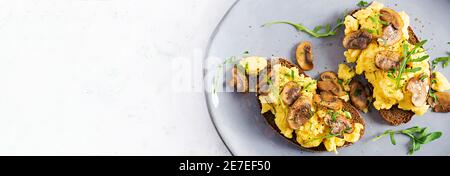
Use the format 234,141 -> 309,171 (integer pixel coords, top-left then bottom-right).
380,8 -> 404,29
281,81 -> 301,106
380,25 -> 402,46
296,41 -> 314,71
349,79 -> 369,112
407,77 -> 428,107
343,30 -> 373,49
287,97 -> 312,129
374,50 -> 401,71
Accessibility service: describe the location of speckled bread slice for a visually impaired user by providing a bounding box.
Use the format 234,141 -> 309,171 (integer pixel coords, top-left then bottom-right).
258,58 -> 364,152
378,27 -> 420,126
379,105 -> 415,126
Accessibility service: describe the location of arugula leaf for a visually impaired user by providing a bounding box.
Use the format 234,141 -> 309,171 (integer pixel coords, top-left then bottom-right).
395,40 -> 428,88
264,17 -> 344,38
416,132 -> 442,144
432,57 -> 450,69
365,28 -> 375,34
404,67 -> 422,73
374,126 -> 442,155
390,133 -> 396,145
357,1 -> 369,7
372,130 -> 394,141
410,55 -> 429,62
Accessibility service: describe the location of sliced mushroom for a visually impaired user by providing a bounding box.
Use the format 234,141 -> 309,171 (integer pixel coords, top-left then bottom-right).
287,98 -> 312,129
379,25 -> 402,46
324,115 -> 353,135
228,66 -> 248,92
342,30 -> 373,49
281,81 -> 301,105
314,91 -> 343,110
375,50 -> 401,71
349,80 -> 369,112
406,77 -> 428,107
320,71 -> 339,82
317,80 -> 345,97
296,41 -> 314,71
428,92 -> 450,112
380,8 -> 404,29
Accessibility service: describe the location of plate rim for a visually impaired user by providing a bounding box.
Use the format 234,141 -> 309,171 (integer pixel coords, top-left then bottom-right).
202,0 -> 240,156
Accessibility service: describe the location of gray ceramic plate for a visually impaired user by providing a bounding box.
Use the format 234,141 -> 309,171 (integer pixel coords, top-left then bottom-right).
203,0 -> 450,155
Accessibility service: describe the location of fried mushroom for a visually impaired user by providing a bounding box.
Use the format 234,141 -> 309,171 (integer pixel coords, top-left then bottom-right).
324,115 -> 353,136
379,25 -> 402,46
314,91 -> 343,110
281,81 -> 301,105
287,98 -> 312,129
349,80 -> 369,112
406,77 -> 428,107
375,50 -> 401,71
428,92 -> 450,112
296,41 -> 314,71
317,80 -> 345,97
379,8 -> 404,29
343,30 -> 373,49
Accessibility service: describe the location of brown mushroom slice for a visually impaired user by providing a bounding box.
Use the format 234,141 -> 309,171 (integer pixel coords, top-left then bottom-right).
281,81 -> 301,105
228,66 -> 248,92
349,80 -> 369,112
342,30 -> 373,49
317,91 -> 343,110
380,8 -> 404,29
428,92 -> 450,112
317,80 -> 345,97
324,115 -> 353,136
406,77 -> 428,107
296,41 -> 314,71
375,50 -> 401,71
320,71 -> 339,82
287,98 -> 312,129
379,25 -> 402,46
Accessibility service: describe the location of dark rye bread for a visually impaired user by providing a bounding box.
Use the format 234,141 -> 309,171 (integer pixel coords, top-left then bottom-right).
378,27 -> 420,126
258,58 -> 365,151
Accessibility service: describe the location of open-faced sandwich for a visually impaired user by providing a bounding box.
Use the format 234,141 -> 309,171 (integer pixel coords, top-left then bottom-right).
229,54 -> 365,153
341,1 -> 450,125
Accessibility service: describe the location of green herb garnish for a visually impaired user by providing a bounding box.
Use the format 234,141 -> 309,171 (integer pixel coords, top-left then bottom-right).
404,67 -> 422,73
432,57 -> 450,69
394,40 -> 428,88
429,90 -> 438,102
264,17 -> 344,38
372,126 -> 442,155
357,1 -> 369,7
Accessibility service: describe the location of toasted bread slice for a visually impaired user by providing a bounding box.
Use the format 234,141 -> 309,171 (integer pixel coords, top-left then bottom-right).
378,105 -> 415,126
258,58 -> 364,151
377,27 -> 422,126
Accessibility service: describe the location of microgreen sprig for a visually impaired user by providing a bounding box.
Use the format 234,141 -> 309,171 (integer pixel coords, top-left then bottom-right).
264,17 -> 344,38
372,126 -> 442,155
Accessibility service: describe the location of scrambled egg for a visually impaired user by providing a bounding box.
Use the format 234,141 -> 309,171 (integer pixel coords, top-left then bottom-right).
338,63 -> 356,92
259,64 -> 362,153
260,64 -> 316,138
343,1 -> 433,115
431,71 -> 450,92
239,56 -> 268,76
